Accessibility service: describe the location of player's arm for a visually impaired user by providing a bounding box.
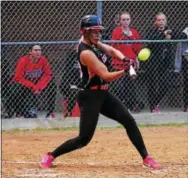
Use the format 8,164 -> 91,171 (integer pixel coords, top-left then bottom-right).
80,50 -> 126,82
96,41 -> 130,62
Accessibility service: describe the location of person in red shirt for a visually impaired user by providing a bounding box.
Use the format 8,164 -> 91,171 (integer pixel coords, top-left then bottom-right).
111,11 -> 144,112
7,45 -> 57,118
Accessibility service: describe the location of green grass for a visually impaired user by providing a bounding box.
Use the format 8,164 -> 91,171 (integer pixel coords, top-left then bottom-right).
138,122 -> 188,127
2,123 -> 187,133
2,127 -> 78,133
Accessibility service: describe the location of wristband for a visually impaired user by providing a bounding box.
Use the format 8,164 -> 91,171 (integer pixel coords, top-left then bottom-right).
124,68 -> 128,73
124,63 -> 131,73
122,57 -> 130,62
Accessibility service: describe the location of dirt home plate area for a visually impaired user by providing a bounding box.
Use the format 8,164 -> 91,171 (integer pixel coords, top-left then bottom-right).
2,126 -> 188,178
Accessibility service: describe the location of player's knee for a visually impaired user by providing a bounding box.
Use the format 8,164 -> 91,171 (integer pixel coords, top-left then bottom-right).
77,136 -> 91,148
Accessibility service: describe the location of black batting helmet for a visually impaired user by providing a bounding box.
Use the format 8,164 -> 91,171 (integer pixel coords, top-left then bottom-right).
80,15 -> 105,31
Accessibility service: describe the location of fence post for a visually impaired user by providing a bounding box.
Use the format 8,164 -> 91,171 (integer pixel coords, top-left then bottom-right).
97,0 -> 102,20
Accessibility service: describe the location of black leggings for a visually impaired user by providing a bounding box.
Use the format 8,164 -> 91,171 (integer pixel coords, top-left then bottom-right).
51,90 -> 148,160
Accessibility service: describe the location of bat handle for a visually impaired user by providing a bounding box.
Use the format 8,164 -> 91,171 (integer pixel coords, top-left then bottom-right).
129,65 -> 137,79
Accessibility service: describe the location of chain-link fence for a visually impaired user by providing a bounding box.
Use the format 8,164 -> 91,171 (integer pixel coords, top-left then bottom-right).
1,1 -> 188,119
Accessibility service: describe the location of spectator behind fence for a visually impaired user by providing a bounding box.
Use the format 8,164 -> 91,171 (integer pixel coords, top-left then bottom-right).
145,12 -> 187,113
174,27 -> 188,112
6,45 -> 57,118
182,49 -> 188,112
111,11 -> 144,112
59,44 -> 81,117
174,27 -> 188,73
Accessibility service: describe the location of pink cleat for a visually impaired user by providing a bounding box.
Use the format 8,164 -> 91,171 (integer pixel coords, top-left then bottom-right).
152,105 -> 160,114
143,156 -> 162,169
40,152 -> 54,168
185,106 -> 188,112
50,112 -> 56,118
46,112 -> 56,119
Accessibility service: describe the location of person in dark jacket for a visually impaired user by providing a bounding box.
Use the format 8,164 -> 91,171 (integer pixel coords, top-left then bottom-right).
182,49 -> 188,112
145,12 -> 186,113
174,27 -> 188,112
59,45 -> 81,117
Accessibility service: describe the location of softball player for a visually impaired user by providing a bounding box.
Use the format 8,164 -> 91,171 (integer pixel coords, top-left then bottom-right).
40,15 -> 161,169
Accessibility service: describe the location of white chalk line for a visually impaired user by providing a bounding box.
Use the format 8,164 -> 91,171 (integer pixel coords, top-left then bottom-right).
2,161 -> 142,178
2,160 -> 188,167
14,168 -> 72,177
2,160 -> 188,177
2,160 -> 140,166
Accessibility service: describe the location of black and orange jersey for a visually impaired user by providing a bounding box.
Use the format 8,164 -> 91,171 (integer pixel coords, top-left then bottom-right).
78,42 -> 110,89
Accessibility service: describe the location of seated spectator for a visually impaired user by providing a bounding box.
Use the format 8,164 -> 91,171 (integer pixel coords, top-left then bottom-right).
111,11 -> 144,112
145,12 -> 187,113
59,44 -> 81,117
5,45 -> 57,118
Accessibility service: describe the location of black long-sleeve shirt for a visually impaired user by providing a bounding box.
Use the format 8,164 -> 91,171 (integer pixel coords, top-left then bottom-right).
60,51 -> 81,93
146,27 -> 186,68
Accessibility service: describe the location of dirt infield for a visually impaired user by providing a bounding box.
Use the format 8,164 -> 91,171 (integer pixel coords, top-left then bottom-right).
2,126 -> 188,178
